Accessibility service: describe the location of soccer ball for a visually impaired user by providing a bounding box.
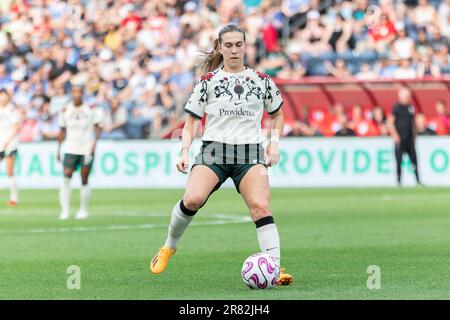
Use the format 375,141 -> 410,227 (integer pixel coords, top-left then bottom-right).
241,253 -> 280,289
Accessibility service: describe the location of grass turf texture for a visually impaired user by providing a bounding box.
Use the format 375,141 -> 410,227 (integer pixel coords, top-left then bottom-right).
0,188 -> 449,300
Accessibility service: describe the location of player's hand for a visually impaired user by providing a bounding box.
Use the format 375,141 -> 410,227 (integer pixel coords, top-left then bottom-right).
265,142 -> 280,167
176,149 -> 189,174
56,152 -> 61,163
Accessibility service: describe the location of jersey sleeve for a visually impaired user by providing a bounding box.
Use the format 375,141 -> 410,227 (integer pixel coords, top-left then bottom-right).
93,107 -> 104,127
58,110 -> 66,128
264,76 -> 283,115
11,110 -> 21,125
184,79 -> 208,119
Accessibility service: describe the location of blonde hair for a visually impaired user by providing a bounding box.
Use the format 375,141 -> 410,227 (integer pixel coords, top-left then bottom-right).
199,24 -> 246,73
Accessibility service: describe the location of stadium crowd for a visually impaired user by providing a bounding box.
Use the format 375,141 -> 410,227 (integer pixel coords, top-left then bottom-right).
0,0 -> 449,141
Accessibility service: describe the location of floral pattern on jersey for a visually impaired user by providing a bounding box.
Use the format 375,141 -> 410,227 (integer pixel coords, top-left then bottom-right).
214,77 -> 234,101
254,70 -> 280,104
244,77 -> 263,101
188,70 -> 218,106
213,76 -> 266,102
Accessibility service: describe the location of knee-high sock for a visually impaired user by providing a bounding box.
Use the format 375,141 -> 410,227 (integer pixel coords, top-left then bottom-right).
59,177 -> 71,213
255,216 -> 281,267
164,200 -> 197,249
80,184 -> 91,212
8,176 -> 18,203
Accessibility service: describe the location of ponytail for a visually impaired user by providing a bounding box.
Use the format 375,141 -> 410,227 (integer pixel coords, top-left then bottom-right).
199,38 -> 223,73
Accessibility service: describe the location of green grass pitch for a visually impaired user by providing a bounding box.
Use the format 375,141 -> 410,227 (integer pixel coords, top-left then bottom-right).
0,187 -> 449,299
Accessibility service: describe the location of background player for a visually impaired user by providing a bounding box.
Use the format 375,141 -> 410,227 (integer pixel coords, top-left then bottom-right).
0,89 -> 20,206
389,87 -> 422,186
57,85 -> 103,220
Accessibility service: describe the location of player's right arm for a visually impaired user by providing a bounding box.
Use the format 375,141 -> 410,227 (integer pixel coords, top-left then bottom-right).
57,127 -> 66,162
177,114 -> 199,174
388,113 -> 400,145
177,76 -> 208,173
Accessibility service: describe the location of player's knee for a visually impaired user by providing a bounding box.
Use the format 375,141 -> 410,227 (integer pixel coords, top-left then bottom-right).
249,200 -> 271,221
183,194 -> 206,211
64,170 -> 73,179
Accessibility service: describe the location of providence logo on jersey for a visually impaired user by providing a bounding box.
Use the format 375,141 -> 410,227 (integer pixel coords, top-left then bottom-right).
219,107 -> 256,117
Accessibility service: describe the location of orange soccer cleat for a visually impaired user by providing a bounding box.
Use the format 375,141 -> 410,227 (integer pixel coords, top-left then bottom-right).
150,247 -> 176,275
277,267 -> 294,286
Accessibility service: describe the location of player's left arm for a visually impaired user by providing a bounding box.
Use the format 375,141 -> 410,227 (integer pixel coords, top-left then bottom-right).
91,123 -> 102,155
2,123 -> 20,151
412,112 -> 417,143
263,75 -> 284,167
91,107 -> 104,155
266,108 -> 284,167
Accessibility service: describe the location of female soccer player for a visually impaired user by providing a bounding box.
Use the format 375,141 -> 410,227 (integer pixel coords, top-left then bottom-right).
0,89 -> 20,206
57,85 -> 103,220
150,24 -> 293,285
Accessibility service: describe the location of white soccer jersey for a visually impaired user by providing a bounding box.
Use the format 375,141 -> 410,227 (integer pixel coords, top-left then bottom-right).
58,103 -> 103,155
184,67 -> 283,144
0,103 -> 20,153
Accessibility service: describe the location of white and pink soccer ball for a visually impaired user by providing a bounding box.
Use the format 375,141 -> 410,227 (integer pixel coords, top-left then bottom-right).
241,253 -> 280,289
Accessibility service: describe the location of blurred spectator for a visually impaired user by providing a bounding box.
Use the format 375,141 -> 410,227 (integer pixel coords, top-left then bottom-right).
102,97 -> 128,140
49,83 -> 70,116
334,114 -> 356,137
296,10 -> 331,56
412,0 -> 437,32
429,26 -> 449,54
416,55 -> 441,78
438,0 -> 450,29
287,120 -> 323,137
327,13 -> 353,54
281,0 -> 310,33
258,50 -> 287,77
0,63 -> 14,91
432,42 -> 450,72
355,63 -> 379,80
350,103 -> 379,136
372,106 -> 389,136
414,28 -> 432,59
276,46 -> 306,79
390,22 -> 414,60
368,13 -> 397,54
329,102 -> 345,134
392,58 -> 417,79
415,113 -> 436,135
36,101 -> 59,141
441,7 -> 450,38
131,89 -> 163,139
324,59 -> 351,78
428,99 -> 449,135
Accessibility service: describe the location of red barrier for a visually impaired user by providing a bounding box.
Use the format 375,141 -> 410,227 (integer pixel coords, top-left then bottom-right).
274,76 -> 450,123
166,77 -> 450,139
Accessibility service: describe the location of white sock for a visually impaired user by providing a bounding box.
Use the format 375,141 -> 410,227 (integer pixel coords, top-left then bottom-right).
80,185 -> 91,213
257,222 -> 281,267
8,176 -> 18,203
59,177 -> 71,213
164,200 -> 194,249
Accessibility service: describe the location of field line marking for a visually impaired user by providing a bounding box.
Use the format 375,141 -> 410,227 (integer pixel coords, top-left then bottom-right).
0,215 -> 251,235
